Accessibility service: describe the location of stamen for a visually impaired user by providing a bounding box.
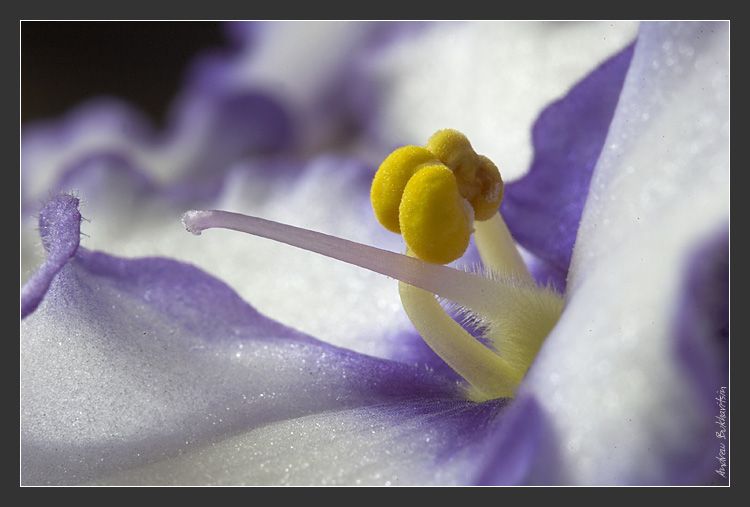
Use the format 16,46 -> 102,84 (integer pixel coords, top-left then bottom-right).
398,279 -> 518,400
473,213 -> 533,281
398,164 -> 475,265
370,128 -> 504,265
425,129 -> 504,222
183,129 -> 563,401
370,145 -> 442,234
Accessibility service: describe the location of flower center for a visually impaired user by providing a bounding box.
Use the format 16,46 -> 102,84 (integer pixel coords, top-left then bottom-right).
182,129 -> 564,402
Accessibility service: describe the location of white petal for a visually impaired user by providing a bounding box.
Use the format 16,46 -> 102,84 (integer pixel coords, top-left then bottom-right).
365,21 -> 639,180
523,21 -> 729,484
91,400 -> 500,486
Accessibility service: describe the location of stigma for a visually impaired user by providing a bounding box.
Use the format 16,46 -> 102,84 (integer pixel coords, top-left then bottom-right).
183,129 -> 564,402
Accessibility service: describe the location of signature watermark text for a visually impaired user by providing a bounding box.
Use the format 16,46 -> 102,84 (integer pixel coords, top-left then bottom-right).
714,386 -> 728,479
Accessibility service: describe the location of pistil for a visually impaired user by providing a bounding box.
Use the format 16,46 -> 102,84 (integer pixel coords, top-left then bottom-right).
183,129 -> 564,401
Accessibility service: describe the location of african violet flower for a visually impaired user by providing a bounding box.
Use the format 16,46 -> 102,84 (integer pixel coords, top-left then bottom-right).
21,21 -> 728,485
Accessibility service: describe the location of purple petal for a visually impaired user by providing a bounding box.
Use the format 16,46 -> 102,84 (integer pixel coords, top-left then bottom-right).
179,21 -> 401,151
21,98 -> 158,213
501,43 -> 635,290
21,194 -> 81,318
163,91 -> 293,177
474,395 -> 558,485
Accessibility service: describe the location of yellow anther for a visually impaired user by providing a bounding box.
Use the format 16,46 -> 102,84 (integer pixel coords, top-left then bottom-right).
371,145 -> 442,234
399,164 -> 474,265
424,128 -> 475,168
425,129 -> 503,222
371,129 -> 504,264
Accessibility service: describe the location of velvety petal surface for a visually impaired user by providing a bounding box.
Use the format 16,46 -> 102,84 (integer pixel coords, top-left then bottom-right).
22,196 -> 512,485
91,398 -> 512,486
518,21 -> 729,485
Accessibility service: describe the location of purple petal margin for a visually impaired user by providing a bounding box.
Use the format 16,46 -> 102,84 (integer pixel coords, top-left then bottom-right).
21,194 -> 467,401
501,43 -> 636,291
21,194 -> 81,319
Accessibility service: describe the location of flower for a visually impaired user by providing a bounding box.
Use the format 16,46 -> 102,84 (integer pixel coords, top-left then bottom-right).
21,21 -> 728,485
